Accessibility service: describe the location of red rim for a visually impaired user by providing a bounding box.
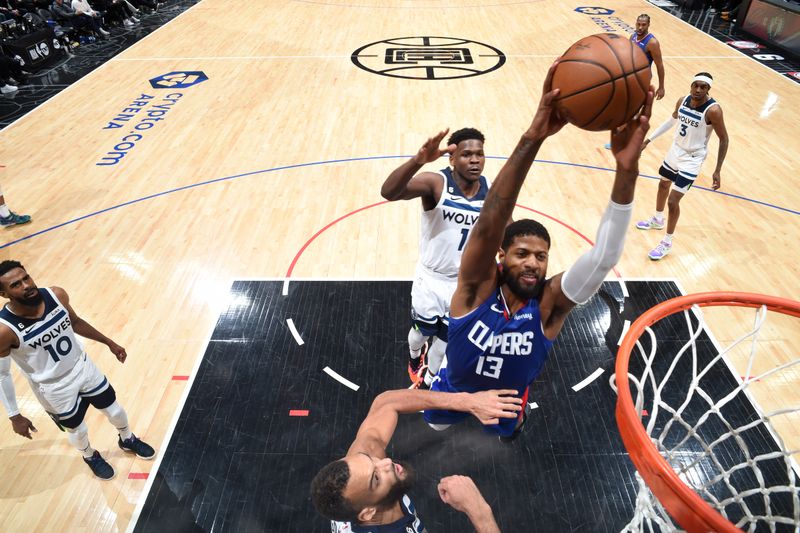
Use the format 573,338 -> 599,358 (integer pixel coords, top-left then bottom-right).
615,291 -> 800,533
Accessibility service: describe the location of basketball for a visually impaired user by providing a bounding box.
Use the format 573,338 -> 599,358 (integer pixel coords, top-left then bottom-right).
551,33 -> 652,131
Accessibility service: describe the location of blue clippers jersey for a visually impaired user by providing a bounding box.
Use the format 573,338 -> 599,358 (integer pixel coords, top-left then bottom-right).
631,32 -> 654,65
444,287 -> 554,394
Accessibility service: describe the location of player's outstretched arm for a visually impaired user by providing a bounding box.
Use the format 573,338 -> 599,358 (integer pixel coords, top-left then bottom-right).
708,106 -> 729,190
0,352 -> 37,439
451,61 -> 567,316
438,476 -> 501,533
52,287 -> 128,363
543,90 -> 654,338
380,129 -> 450,205
347,389 -> 521,457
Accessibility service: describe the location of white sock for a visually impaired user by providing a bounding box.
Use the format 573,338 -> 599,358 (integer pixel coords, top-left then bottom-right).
407,327 -> 427,359
66,421 -> 95,458
654,211 -> 664,222
100,401 -> 133,440
0,204 -> 10,218
664,233 -> 673,245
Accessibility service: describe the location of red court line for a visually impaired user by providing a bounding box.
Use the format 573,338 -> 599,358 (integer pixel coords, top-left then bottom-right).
289,409 -> 310,417
129,472 -> 149,480
288,201 -> 621,278
172,375 -> 189,380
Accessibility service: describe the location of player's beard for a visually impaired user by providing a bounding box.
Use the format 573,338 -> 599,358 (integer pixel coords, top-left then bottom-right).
19,291 -> 43,307
501,264 -> 543,300
377,461 -> 416,510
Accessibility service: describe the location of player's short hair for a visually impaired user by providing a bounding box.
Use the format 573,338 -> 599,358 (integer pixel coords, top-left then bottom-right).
310,460 -> 359,522
0,260 -> 25,289
695,71 -> 713,79
637,13 -> 651,22
502,219 -> 551,250
448,127 -> 485,147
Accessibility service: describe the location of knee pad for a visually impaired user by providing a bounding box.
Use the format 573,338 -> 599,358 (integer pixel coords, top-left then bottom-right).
407,326 -> 427,351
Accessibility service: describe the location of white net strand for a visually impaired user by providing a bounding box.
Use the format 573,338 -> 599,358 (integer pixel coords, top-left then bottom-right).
618,301 -> 800,532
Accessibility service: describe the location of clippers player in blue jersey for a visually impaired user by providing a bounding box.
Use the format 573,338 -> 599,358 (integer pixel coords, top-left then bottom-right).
632,14 -> 666,101
636,72 -> 729,260
0,260 -> 155,480
423,62 -> 655,440
382,128 -> 490,389
311,388 -> 518,532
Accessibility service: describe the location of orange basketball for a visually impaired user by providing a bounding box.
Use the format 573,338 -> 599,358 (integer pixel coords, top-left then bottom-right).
552,33 -> 651,131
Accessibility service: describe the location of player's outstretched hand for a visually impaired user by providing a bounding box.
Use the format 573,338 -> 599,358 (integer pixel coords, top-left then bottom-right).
468,389 -> 522,425
109,342 -> 127,363
413,129 -> 454,165
527,59 -> 567,141
10,414 -> 37,439
611,87 -> 654,173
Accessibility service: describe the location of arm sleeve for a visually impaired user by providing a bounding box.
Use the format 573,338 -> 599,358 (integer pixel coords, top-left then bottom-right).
0,357 -> 19,418
561,199 -> 633,305
648,116 -> 677,143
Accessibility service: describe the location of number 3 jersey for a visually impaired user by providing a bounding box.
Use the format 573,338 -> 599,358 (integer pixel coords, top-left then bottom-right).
444,286 -> 554,395
417,168 -> 489,278
0,288 -> 85,384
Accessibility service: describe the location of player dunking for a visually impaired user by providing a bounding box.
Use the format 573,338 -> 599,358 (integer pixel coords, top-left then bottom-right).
635,72 -> 729,260
381,129 -> 490,389
0,261 -> 155,480
423,62 -> 654,439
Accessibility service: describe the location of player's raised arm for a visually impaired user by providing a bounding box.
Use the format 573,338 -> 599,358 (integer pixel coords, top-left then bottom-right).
543,89 -> 654,337
346,389 -> 521,458
380,129 -> 450,206
451,62 -> 566,316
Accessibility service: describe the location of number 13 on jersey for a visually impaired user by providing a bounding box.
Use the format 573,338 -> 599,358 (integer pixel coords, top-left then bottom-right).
476,355 -> 503,379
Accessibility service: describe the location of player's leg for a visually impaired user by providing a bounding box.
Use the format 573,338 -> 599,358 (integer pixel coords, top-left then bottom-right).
409,275 -> 442,386
78,355 -> 156,459
423,329 -> 447,388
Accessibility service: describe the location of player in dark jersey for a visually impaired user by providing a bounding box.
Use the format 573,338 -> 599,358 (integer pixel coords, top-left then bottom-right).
310,388 -> 518,532
423,62 -> 654,439
632,14 -> 666,101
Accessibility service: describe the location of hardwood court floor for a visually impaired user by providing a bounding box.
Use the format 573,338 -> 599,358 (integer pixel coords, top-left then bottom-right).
0,0 -> 797,531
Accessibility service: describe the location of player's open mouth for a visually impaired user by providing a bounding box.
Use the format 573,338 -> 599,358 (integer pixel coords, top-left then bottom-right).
520,274 -> 538,284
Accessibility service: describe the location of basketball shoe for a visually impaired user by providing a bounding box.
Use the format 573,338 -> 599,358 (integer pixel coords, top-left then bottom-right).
118,434 -> 156,459
648,239 -> 672,261
83,451 -> 116,480
408,342 -> 428,388
0,212 -> 31,227
636,216 -> 665,230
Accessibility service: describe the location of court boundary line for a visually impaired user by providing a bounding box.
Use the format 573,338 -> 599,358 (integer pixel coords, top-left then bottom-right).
125,277 -> 220,533
1,0 -> 206,134
110,54 -> 747,61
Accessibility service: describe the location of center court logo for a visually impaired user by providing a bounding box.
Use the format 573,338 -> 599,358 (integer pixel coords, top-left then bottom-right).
149,71 -> 209,89
351,37 -> 505,80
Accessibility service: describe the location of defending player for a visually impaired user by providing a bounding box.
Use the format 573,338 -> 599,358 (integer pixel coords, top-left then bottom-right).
0,260 -> 155,480
423,62 -> 654,439
381,128 -> 490,388
635,72 -> 729,260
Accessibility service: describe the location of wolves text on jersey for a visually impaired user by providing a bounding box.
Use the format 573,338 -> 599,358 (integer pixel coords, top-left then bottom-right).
29,316 -> 72,349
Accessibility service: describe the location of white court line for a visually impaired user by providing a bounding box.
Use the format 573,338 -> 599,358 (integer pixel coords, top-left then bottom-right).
3,0 -> 204,134
282,278 -> 290,296
112,54 -> 747,61
618,320 -> 631,346
572,368 -> 605,392
619,279 -> 629,298
286,318 -> 304,345
324,366 -> 360,391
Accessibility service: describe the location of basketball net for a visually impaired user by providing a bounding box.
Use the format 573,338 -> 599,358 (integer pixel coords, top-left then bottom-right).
612,292 -> 800,532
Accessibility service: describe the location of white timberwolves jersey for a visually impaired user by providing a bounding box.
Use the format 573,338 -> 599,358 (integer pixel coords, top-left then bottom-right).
0,288 -> 85,384
418,167 -> 489,277
673,95 -> 718,153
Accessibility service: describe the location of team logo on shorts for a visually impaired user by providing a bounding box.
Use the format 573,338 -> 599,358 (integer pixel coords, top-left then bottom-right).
351,37 -> 505,80
574,6 -> 615,15
149,71 -> 209,89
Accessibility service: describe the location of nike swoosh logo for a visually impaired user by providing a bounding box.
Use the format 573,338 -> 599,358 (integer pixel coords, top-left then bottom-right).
490,304 -> 504,314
